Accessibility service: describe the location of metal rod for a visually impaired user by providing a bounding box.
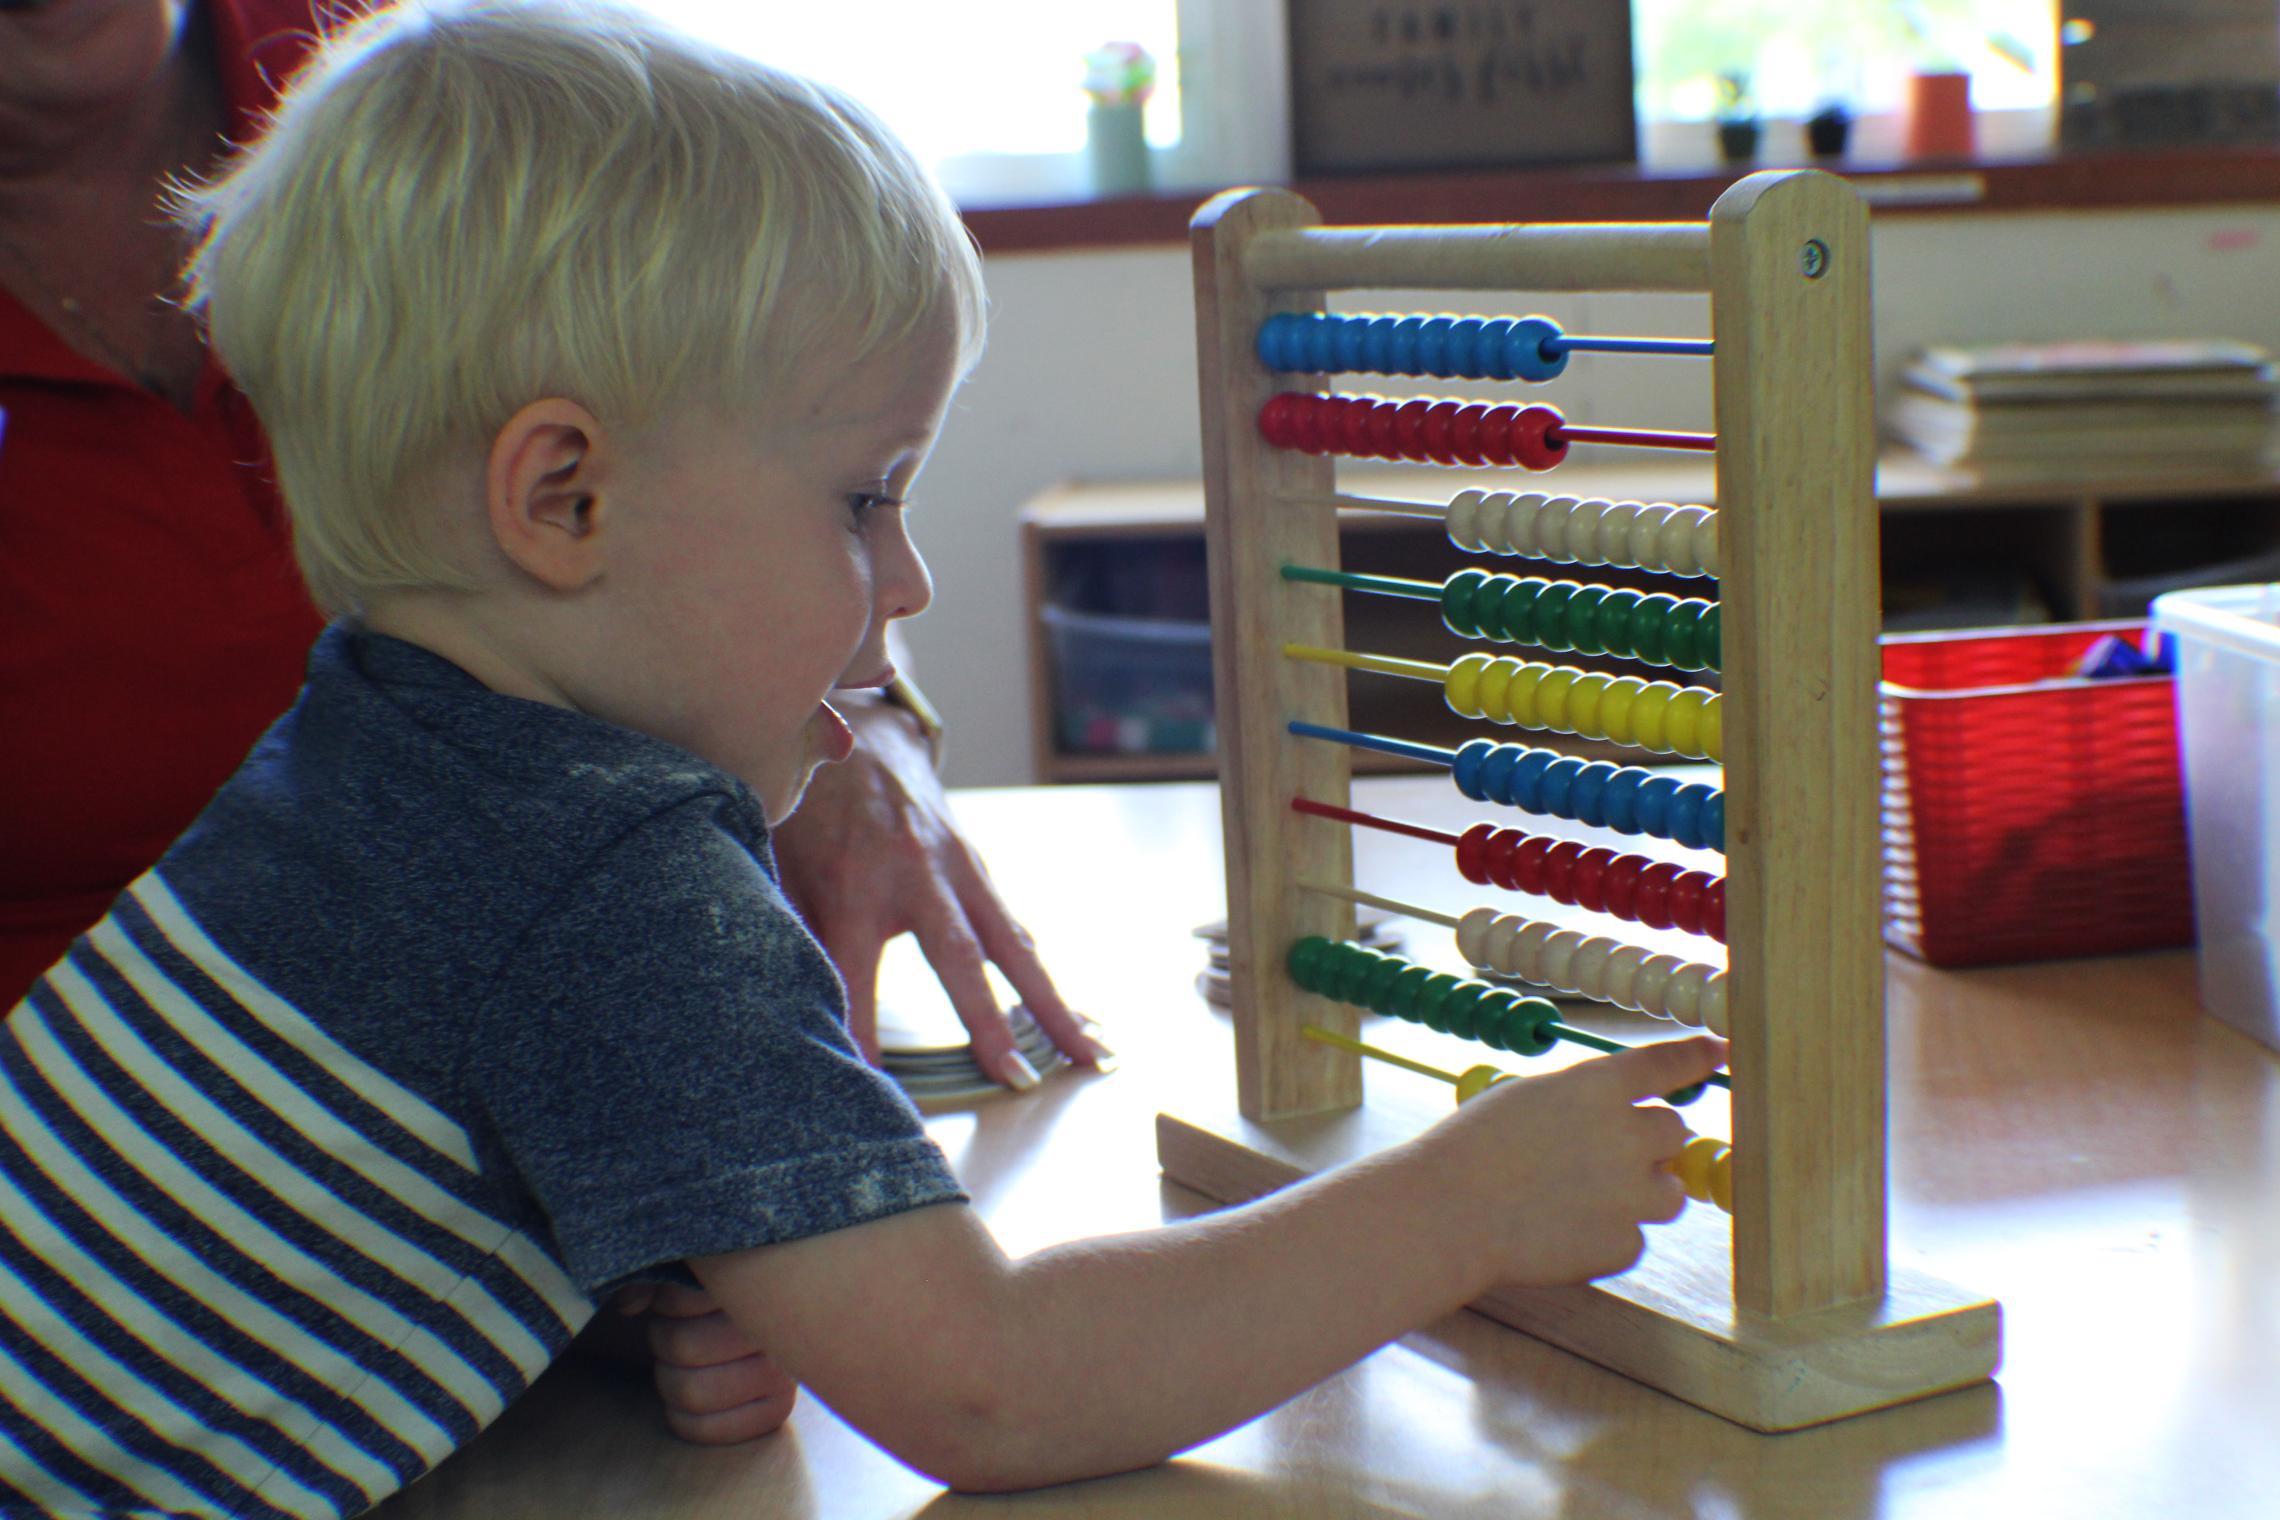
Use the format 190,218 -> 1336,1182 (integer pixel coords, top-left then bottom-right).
1280,565 -> 1441,600
1290,796 -> 1463,848
1284,721 -> 1456,768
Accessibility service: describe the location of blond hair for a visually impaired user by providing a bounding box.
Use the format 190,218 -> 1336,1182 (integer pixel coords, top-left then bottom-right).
178,0 -> 987,614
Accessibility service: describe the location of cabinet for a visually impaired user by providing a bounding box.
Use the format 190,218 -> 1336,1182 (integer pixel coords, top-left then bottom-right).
1020,457 -> 2280,784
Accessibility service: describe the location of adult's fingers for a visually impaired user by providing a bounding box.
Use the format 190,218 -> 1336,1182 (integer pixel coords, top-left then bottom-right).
954,842 -> 1109,1067
812,916 -> 892,1065
912,905 -> 1036,1089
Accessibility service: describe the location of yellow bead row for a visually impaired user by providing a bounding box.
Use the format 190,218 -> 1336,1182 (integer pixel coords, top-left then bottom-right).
1442,652 -> 1724,763
1671,1134 -> 1734,1214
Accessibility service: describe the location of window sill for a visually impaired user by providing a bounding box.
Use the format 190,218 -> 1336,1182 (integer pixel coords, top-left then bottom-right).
960,142 -> 2280,256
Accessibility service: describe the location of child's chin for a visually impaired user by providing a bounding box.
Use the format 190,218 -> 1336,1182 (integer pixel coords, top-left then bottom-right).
761,779 -> 806,830
761,761 -> 824,830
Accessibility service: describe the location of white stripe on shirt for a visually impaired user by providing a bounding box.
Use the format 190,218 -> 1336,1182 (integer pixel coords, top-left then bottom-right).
0,1418 -> 105,1516
8,998 -> 505,1426
128,874 -> 477,1173
0,1161 -> 395,1504
0,1256 -> 336,1519
52,949 -> 553,1379
88,911 -> 587,1335
0,1337 -> 218,1517
0,1032 -> 458,1464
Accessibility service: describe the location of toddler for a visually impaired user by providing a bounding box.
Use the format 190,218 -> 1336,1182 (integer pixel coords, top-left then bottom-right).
0,2 -> 1724,1511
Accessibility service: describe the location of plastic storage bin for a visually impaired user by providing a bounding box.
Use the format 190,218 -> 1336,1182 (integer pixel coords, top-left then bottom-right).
2151,585 -> 2280,1054
1041,604 -> 1216,756
1879,621 -> 2193,966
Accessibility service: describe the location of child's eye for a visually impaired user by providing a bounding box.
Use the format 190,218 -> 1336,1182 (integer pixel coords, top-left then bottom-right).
846,491 -> 904,527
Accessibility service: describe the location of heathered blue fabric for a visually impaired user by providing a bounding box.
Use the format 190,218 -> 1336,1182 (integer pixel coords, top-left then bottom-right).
0,622 -> 963,1517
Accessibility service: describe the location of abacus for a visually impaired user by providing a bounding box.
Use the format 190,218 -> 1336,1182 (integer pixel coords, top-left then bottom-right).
1158,170 -> 2000,1431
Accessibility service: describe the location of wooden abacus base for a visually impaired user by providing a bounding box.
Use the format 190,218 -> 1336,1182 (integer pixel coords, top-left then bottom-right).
1157,1093 -> 2001,1434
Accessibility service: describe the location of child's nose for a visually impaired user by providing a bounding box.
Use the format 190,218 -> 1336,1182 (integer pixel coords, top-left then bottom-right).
881,514 -> 933,621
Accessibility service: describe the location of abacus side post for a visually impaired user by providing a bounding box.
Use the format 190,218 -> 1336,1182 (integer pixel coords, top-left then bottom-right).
1709,169 -> 1887,1321
1191,188 -> 1360,1121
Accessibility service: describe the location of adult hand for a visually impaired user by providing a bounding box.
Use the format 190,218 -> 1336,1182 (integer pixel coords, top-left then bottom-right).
772,691 -> 1110,1089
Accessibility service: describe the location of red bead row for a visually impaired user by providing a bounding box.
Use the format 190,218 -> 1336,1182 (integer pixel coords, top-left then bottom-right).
1257,392 -> 1571,472
1455,823 -> 1727,943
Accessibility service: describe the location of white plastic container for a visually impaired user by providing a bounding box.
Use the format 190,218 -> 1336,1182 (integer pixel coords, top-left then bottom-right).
2151,584 -> 2280,1054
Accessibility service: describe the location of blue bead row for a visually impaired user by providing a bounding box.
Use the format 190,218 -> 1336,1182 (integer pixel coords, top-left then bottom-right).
1450,738 -> 1725,853
1257,312 -> 1569,383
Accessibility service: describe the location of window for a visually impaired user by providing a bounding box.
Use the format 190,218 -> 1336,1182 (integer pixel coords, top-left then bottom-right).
633,0 -> 1181,203
1633,0 -> 2057,120
633,3 -> 2063,207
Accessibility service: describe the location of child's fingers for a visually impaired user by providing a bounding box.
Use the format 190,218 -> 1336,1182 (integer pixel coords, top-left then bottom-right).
1640,1164 -> 1690,1225
663,1392 -> 796,1445
1578,1223 -> 1650,1282
654,1349 -> 791,1411
650,1305 -> 764,1369
1633,1101 -> 1692,1163
655,1353 -> 798,1444
1594,1035 -> 1731,1102
643,1281 -> 721,1319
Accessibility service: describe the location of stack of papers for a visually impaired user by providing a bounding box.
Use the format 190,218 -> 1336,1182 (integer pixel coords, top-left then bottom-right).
1885,338 -> 2280,476
879,1002 -> 1068,1106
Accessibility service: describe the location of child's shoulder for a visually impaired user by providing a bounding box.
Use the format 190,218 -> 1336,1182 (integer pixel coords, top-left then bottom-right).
138,623 -> 791,1047
240,622 -> 771,860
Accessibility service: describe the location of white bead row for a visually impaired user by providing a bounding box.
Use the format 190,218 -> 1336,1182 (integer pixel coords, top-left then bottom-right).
1444,491 -> 1720,579
1454,905 -> 1728,1035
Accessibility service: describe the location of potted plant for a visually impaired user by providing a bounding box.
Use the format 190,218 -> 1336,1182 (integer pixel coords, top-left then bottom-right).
1807,100 -> 1854,157
1715,71 -> 1760,161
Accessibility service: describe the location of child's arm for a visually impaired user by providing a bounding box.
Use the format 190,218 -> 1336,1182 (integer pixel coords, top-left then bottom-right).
692,1034 -> 1725,1492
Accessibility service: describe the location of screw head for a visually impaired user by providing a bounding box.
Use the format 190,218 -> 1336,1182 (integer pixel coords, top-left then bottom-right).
1800,239 -> 1830,279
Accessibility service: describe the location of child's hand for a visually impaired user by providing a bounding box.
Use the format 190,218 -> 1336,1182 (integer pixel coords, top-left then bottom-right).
640,1282 -> 799,1444
1437,1035 -> 1729,1288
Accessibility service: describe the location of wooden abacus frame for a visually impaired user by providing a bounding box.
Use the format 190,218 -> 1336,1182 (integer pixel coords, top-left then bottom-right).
1157,170 -> 2001,1432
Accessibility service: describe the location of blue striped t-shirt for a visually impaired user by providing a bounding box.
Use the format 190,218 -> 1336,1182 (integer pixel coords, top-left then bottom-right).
0,624 -> 963,1517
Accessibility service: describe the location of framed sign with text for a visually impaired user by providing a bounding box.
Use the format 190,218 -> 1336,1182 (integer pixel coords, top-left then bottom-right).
1289,0 -> 1637,176
2058,0 -> 2280,147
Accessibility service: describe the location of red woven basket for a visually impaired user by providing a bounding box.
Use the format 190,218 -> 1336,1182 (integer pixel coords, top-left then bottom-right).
1879,621 -> 2193,967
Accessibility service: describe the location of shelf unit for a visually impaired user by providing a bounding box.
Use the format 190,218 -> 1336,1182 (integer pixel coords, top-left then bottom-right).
1021,456 -> 2280,784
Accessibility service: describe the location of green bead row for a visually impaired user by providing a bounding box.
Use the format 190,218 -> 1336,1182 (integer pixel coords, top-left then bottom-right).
1441,570 -> 1720,673
1287,936 -> 1712,1105
1287,936 -> 1559,1058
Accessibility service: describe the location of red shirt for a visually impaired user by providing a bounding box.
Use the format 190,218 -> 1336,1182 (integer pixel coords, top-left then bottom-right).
0,0 -> 326,1000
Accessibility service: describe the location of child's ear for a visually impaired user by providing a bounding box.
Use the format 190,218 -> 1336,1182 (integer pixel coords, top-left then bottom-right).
486,398 -> 611,591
